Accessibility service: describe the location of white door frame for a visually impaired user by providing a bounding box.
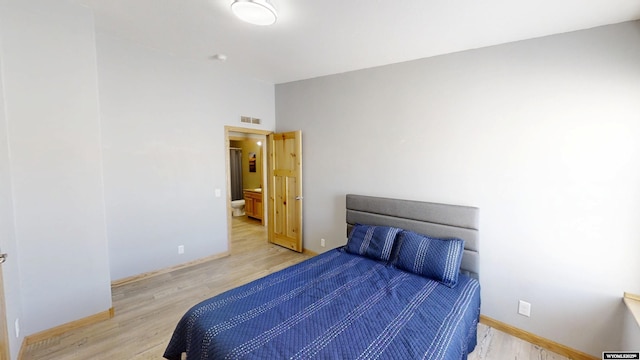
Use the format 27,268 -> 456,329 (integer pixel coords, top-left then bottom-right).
0,264 -> 9,360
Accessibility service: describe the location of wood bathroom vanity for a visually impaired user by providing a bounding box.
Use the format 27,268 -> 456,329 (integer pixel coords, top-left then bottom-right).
243,189 -> 263,223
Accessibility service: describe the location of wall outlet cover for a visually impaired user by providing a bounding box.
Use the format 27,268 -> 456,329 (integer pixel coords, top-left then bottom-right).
518,300 -> 531,317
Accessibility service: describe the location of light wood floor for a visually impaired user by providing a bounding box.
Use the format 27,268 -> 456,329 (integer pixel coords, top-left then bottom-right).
23,216 -> 569,360
470,324 -> 569,360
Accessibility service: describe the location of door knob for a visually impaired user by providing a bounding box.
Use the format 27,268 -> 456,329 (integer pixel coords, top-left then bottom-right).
295,196 -> 303,200
0,253 -> 7,264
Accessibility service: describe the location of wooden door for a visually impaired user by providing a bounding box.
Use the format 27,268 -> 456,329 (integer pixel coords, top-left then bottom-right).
268,131 -> 302,252
0,258 -> 9,360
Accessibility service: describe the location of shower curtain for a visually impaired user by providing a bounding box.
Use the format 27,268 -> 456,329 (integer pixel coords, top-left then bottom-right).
230,148 -> 243,201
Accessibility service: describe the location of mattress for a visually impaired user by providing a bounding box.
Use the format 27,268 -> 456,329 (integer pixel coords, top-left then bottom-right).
164,248 -> 481,360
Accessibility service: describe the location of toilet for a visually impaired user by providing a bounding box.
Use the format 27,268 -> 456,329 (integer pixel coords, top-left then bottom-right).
231,199 -> 245,216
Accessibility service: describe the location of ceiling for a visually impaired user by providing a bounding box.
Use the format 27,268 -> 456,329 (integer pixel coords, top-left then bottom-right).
76,0 -> 640,84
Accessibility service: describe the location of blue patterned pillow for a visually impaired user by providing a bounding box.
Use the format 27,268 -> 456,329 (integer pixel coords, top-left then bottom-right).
393,230 -> 465,287
345,224 -> 402,262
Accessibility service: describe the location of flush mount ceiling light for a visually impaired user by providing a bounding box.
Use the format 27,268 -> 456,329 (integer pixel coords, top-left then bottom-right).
231,0 -> 278,26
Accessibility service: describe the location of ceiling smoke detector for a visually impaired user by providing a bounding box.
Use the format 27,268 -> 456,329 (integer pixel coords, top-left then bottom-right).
231,0 -> 278,26
211,54 -> 227,61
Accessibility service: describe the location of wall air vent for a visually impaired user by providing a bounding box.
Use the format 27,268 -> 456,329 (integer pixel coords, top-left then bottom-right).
240,116 -> 261,125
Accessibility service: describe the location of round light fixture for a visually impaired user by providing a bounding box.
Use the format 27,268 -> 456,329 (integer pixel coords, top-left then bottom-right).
231,0 -> 277,26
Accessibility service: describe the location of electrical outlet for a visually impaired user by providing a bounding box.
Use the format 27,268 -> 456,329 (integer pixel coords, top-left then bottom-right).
178,245 -> 184,254
320,238 -> 326,247
518,300 -> 531,317
15,318 -> 19,338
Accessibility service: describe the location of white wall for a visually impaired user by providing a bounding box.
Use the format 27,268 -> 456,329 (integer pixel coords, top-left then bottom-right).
621,309 -> 640,350
95,33 -> 275,280
0,0 -> 275,347
0,1 -> 112,338
275,21 -> 640,356
0,16 -> 24,359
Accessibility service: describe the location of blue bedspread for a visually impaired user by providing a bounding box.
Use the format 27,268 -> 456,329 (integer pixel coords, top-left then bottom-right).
164,248 -> 480,360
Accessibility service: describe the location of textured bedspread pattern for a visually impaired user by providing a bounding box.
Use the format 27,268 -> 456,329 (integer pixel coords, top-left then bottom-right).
164,249 -> 480,360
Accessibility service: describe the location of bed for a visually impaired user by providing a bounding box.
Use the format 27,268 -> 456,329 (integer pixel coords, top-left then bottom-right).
164,194 -> 480,360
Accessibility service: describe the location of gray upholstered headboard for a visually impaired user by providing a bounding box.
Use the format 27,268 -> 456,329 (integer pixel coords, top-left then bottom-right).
346,194 -> 480,280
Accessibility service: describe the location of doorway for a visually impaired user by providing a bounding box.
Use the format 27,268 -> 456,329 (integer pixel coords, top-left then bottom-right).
224,126 -> 270,252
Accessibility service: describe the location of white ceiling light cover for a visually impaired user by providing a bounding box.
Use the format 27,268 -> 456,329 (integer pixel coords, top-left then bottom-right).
231,0 -> 278,26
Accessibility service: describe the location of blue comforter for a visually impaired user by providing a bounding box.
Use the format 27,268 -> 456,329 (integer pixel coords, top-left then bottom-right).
164,248 -> 480,360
